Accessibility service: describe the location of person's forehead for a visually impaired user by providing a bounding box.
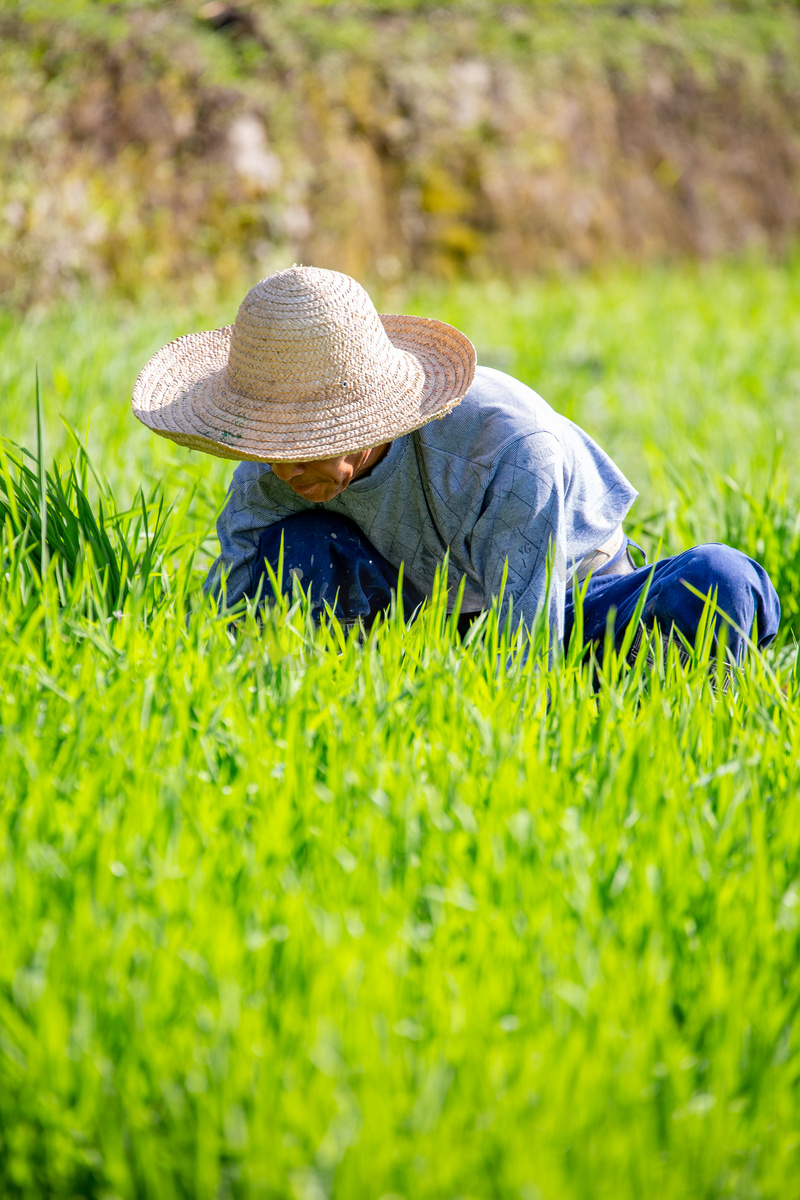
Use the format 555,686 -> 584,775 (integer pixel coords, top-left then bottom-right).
269,451 -> 363,466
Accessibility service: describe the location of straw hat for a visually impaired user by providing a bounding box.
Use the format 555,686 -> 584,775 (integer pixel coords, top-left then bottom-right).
132,265 -> 476,462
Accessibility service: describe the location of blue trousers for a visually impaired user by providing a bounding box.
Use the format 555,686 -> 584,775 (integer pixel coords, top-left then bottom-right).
564,544 -> 780,662
251,511 -> 424,623
251,511 -> 780,661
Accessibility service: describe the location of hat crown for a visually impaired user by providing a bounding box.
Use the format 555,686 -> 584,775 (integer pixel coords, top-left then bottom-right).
226,266 -> 402,405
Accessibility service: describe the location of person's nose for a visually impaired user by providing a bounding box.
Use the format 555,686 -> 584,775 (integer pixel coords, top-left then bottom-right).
273,461 -> 306,481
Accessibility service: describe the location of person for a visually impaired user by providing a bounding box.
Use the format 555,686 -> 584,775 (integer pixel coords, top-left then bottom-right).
132,265 -> 780,665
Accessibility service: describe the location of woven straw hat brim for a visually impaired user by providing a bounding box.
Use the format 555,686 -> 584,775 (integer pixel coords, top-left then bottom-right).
132,314 -> 476,462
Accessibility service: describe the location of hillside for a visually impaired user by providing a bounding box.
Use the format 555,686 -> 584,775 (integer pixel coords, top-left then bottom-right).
3,1 -> 800,304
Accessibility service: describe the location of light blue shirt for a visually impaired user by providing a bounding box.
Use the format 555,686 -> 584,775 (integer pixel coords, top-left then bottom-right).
205,366 -> 638,641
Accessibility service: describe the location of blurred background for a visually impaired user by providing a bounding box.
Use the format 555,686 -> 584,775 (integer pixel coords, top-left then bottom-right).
3,0 -> 800,308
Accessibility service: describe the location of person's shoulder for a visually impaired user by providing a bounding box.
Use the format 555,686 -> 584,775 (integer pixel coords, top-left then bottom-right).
418,366 -> 562,467
225,459 -> 277,505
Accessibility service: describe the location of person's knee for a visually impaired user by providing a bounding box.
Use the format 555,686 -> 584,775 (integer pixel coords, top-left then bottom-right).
672,543 -> 750,607
273,510 -> 356,540
255,510 -> 360,562
646,543 -> 780,651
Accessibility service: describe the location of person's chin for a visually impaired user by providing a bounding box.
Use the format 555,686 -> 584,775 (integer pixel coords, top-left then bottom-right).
292,481 -> 343,502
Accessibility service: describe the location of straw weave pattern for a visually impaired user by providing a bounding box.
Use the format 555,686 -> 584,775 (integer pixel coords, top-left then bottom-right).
132,266 -> 476,462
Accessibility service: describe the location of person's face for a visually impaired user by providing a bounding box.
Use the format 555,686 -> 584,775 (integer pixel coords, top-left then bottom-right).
269,443 -> 390,503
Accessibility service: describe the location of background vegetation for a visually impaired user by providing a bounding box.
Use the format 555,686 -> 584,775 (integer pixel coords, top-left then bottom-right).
3,0 -> 800,305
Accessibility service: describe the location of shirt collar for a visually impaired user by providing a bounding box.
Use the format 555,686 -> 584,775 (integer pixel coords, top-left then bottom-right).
343,435 -> 409,493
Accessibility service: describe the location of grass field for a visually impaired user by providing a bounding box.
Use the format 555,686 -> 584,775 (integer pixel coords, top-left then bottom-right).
1,258 -> 800,1198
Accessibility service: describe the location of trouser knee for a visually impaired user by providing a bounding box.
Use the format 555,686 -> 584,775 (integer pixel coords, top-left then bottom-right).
250,510 -> 422,622
645,543 -> 780,658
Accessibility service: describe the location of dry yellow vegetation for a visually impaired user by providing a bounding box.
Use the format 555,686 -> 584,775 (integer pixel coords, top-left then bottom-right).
2,1 -> 800,305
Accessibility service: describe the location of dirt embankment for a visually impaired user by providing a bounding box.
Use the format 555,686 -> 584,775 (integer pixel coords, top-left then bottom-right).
2,3 -> 800,305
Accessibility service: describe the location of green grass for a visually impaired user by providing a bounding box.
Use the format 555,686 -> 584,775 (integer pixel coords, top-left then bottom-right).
1,258 -> 800,1198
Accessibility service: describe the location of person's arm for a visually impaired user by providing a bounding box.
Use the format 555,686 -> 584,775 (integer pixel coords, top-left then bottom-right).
468,433 -> 567,646
203,465 -> 300,608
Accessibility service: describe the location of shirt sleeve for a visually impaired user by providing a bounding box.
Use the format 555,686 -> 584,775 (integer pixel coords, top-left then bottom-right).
203,465 -> 300,607
468,433 -> 568,646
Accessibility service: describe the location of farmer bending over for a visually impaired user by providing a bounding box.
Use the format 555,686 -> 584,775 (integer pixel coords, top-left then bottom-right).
133,266 -> 779,663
